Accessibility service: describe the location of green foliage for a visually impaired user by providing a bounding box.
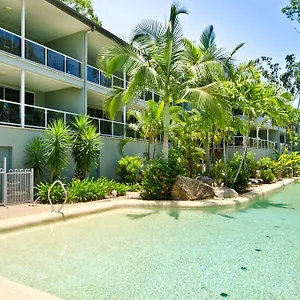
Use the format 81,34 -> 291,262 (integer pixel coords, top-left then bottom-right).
124,183 -> 142,192
258,157 -> 279,177
260,169 -> 275,184
71,115 -> 102,179
117,155 -> 144,183
141,149 -> 185,200
245,152 -> 258,178
61,0 -> 102,25
36,177 -> 129,204
277,150 -> 300,177
43,119 -> 71,182
228,152 -> 251,192
282,0 -> 300,23
36,181 -> 65,204
24,137 -> 46,183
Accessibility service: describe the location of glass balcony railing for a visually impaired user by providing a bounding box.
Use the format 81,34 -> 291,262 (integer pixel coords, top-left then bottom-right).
25,40 -> 81,78
0,99 -> 136,139
0,27 -> 81,78
0,28 -> 21,56
0,100 -> 21,126
87,65 -> 121,89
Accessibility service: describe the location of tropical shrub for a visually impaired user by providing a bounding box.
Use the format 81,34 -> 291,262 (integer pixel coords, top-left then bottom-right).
228,152 -> 251,192
24,137 -> 46,184
35,181 -> 65,204
141,149 -> 184,200
71,115 -> 102,179
43,119 -> 71,182
245,152 -> 258,178
258,157 -> 278,177
277,151 -> 300,178
117,155 -> 144,183
36,177 -> 128,204
260,169 -> 275,184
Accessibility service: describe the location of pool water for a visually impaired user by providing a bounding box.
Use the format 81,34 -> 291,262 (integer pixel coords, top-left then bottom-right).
0,184 -> 300,299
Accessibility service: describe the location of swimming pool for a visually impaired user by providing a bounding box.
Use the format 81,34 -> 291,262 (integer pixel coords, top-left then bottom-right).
0,184 -> 300,299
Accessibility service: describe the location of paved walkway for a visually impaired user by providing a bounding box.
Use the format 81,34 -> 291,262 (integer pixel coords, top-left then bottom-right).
0,192 -> 140,221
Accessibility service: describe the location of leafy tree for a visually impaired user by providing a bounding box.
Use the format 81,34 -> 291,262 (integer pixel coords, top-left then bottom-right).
71,115 -> 102,179
98,3 -> 222,160
282,0 -> 300,24
128,100 -> 163,160
43,119 -> 71,182
61,0 -> 102,25
255,56 -> 281,85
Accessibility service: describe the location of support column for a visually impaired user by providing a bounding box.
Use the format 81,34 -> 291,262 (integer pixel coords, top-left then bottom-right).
21,0 -> 26,59
123,66 -> 127,137
256,127 -> 260,148
267,129 -> 269,149
20,70 -> 25,127
82,31 -> 88,115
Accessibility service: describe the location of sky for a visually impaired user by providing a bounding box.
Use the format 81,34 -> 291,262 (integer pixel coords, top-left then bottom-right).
92,0 -> 300,69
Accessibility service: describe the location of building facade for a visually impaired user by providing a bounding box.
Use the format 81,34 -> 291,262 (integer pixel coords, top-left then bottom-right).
0,0 -> 291,179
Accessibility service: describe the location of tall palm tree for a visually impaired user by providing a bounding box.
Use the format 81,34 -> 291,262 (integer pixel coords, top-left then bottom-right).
98,3 -> 222,159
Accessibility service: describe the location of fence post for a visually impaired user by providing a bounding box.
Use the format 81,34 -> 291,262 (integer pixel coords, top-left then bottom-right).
3,158 -> 7,206
30,168 -> 34,203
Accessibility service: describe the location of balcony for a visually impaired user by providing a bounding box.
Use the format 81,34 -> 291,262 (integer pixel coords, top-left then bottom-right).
226,136 -> 277,150
0,99 -> 137,139
87,65 -> 124,89
0,27 -> 81,79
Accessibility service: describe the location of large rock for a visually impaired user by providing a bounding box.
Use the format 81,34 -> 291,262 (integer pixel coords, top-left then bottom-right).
171,176 -> 215,201
214,187 -> 239,199
196,176 -> 213,186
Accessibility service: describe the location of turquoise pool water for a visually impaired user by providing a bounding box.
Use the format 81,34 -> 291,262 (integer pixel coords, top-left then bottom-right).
0,184 -> 300,299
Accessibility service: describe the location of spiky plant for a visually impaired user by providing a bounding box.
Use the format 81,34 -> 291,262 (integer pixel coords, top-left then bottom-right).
71,115 -> 102,179
24,136 -> 46,184
43,119 -> 71,182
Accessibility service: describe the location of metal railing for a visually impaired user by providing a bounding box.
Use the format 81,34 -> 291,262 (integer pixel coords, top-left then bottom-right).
0,27 -> 81,78
0,158 -> 33,206
227,136 -> 278,150
0,99 -> 136,138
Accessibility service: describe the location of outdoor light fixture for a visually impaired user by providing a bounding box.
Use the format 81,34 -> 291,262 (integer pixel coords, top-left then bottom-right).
4,7 -> 12,12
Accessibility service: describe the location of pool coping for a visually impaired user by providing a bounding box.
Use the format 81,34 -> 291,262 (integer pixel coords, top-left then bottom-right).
0,178 -> 298,234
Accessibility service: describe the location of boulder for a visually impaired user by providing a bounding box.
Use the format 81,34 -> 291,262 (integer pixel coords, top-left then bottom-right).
196,175 -> 213,186
214,187 -> 239,199
171,176 -> 215,201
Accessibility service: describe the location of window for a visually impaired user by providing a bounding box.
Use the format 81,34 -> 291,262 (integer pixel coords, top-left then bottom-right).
25,92 -> 34,105
5,88 -> 19,103
0,85 -> 34,105
87,107 -> 106,119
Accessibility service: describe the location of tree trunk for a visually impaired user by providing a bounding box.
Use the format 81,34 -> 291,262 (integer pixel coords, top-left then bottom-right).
147,140 -> 151,161
205,132 -> 211,174
232,125 -> 250,187
223,135 -> 228,187
152,140 -> 157,159
162,103 -> 170,159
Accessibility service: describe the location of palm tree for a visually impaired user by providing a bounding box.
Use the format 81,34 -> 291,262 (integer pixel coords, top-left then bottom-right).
71,115 -> 102,179
182,26 -> 244,173
43,119 -> 71,182
127,100 -> 163,160
98,3 -> 224,159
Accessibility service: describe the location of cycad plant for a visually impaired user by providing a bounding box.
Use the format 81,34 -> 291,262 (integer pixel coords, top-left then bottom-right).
24,136 -> 46,184
71,115 -> 102,179
43,119 -> 71,182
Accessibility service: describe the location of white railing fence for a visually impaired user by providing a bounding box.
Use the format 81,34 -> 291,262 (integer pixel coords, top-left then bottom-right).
0,158 -> 33,206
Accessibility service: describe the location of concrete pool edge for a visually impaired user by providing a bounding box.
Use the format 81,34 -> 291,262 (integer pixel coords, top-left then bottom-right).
0,178 -> 298,233
0,276 -> 61,300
